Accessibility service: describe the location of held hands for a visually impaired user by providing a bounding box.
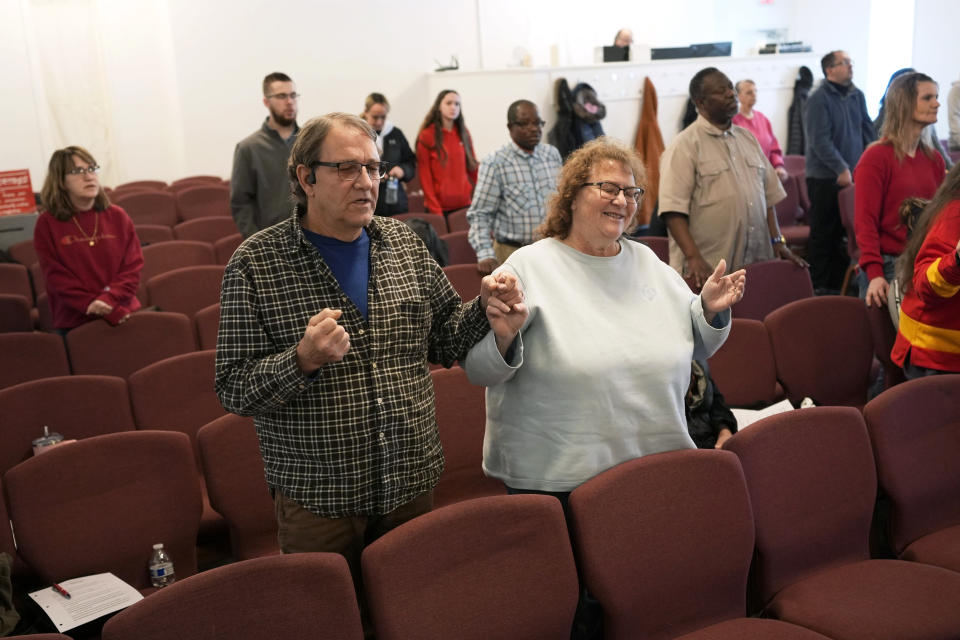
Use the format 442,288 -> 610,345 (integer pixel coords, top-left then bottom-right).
86,299 -> 113,317
480,272 -> 528,355
701,259 -> 746,316
864,277 -> 890,308
775,166 -> 790,183
296,309 -> 350,374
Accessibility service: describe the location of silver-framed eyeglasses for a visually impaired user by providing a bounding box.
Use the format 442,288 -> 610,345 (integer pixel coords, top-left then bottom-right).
582,181 -> 644,203
311,161 -> 391,181
66,165 -> 101,176
267,92 -> 300,101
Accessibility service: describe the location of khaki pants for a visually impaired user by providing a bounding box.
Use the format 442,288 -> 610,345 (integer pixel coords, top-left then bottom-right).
274,490 -> 433,636
493,240 -> 521,265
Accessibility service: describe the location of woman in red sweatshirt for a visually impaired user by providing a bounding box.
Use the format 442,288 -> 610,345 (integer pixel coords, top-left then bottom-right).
34,146 -> 143,331
416,89 -> 478,214
891,162 -> 960,376
854,72 -> 945,308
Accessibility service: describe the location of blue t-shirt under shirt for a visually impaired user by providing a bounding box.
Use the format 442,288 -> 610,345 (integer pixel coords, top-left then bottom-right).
302,227 -> 370,319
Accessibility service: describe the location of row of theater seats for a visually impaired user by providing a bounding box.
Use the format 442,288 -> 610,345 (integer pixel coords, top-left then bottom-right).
109,180 -> 230,227
5,374 -> 960,639
0,362 -> 499,562
709,294 -> 903,410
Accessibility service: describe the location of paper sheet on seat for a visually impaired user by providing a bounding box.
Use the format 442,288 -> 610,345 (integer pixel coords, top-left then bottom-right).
28,572 -> 144,632
731,398 -> 796,430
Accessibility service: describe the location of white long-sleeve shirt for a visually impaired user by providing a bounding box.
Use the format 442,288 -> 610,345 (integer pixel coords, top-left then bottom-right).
464,237 -> 730,492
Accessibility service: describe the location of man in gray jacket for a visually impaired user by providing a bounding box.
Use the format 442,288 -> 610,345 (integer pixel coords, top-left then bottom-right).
230,72 -> 300,237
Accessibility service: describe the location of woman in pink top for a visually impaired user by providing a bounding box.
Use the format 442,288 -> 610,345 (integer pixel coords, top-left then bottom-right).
416,90 -> 478,214
732,79 -> 789,182
854,71 -> 945,308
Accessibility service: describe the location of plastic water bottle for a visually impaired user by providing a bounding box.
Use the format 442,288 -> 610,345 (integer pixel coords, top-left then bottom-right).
149,543 -> 175,588
385,177 -> 399,205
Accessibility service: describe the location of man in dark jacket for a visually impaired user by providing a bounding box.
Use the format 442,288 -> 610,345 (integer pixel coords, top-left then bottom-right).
230,72 -> 300,237
803,51 -> 875,293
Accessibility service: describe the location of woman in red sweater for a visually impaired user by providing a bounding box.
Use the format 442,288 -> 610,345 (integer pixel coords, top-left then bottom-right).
854,72 -> 945,308
416,89 -> 478,214
892,163 -> 960,376
34,146 -> 143,330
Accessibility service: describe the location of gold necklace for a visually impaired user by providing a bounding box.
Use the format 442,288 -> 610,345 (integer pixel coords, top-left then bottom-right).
72,212 -> 99,246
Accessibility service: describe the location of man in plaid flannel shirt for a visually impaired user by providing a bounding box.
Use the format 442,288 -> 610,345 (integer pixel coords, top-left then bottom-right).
215,113 -> 524,580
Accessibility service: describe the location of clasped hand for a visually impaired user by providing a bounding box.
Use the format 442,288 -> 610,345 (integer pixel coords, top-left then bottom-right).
481,272 -> 528,355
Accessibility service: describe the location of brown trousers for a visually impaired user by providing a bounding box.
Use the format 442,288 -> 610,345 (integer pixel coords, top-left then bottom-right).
274,490 -> 433,635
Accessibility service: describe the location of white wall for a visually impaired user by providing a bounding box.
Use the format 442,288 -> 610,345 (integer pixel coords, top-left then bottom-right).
1,0 -> 952,189
912,0 -> 960,142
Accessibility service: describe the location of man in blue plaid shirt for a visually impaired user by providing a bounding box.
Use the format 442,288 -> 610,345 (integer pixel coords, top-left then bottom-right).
467,100 -> 563,274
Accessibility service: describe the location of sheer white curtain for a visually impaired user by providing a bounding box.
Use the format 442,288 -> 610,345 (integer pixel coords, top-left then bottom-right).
25,0 -> 119,186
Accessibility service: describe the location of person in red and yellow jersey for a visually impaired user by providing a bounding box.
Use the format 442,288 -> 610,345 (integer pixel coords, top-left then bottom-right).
892,162 -> 960,376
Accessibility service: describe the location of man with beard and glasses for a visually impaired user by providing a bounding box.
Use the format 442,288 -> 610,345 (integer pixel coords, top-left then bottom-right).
660,67 -> 805,289
466,100 -> 562,275
230,71 -> 301,237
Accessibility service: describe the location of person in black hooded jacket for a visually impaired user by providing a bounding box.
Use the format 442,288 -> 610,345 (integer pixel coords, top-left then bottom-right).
685,359 -> 738,449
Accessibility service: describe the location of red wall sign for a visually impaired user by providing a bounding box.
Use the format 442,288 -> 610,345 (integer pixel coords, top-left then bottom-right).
0,170 -> 36,216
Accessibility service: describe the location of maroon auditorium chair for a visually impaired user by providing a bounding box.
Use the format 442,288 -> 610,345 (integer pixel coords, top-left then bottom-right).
764,296 -> 873,408
569,450 -> 830,640
865,302 -> 906,389
636,235 -> 669,263
66,311 -> 196,379
362,495 -> 578,640
214,233 -> 244,264
723,406 -> 960,639
0,294 -> 33,332
445,207 -> 469,233
395,212 -> 448,237
0,263 -> 34,304
0,332 -> 70,390
101,553 -> 362,640
128,350 -> 228,539
7,239 -> 38,267
0,375 -> 135,475
441,264 -> 483,301
197,413 -> 279,559
733,259 -> 814,320
708,319 -> 783,408
430,367 -> 506,507
145,264 -> 225,319
139,239 -> 217,303
438,230 -> 477,265
863,375 -> 960,572
173,216 -> 239,244
4,431 -> 201,593
113,190 -> 178,227
175,184 -> 230,220
194,302 -> 220,350
134,224 -> 175,245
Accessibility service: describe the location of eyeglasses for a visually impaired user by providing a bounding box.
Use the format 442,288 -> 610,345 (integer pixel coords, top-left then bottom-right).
510,119 -> 546,129
267,92 -> 300,101
831,58 -> 852,68
311,161 -> 390,181
582,181 -> 644,203
66,165 -> 101,176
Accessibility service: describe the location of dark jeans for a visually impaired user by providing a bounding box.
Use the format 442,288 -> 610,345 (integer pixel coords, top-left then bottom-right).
807,177 -> 850,291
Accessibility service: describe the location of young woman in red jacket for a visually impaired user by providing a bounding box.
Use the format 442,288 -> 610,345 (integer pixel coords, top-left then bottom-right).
34,146 -> 143,331
416,89 -> 478,214
892,162 -> 960,377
